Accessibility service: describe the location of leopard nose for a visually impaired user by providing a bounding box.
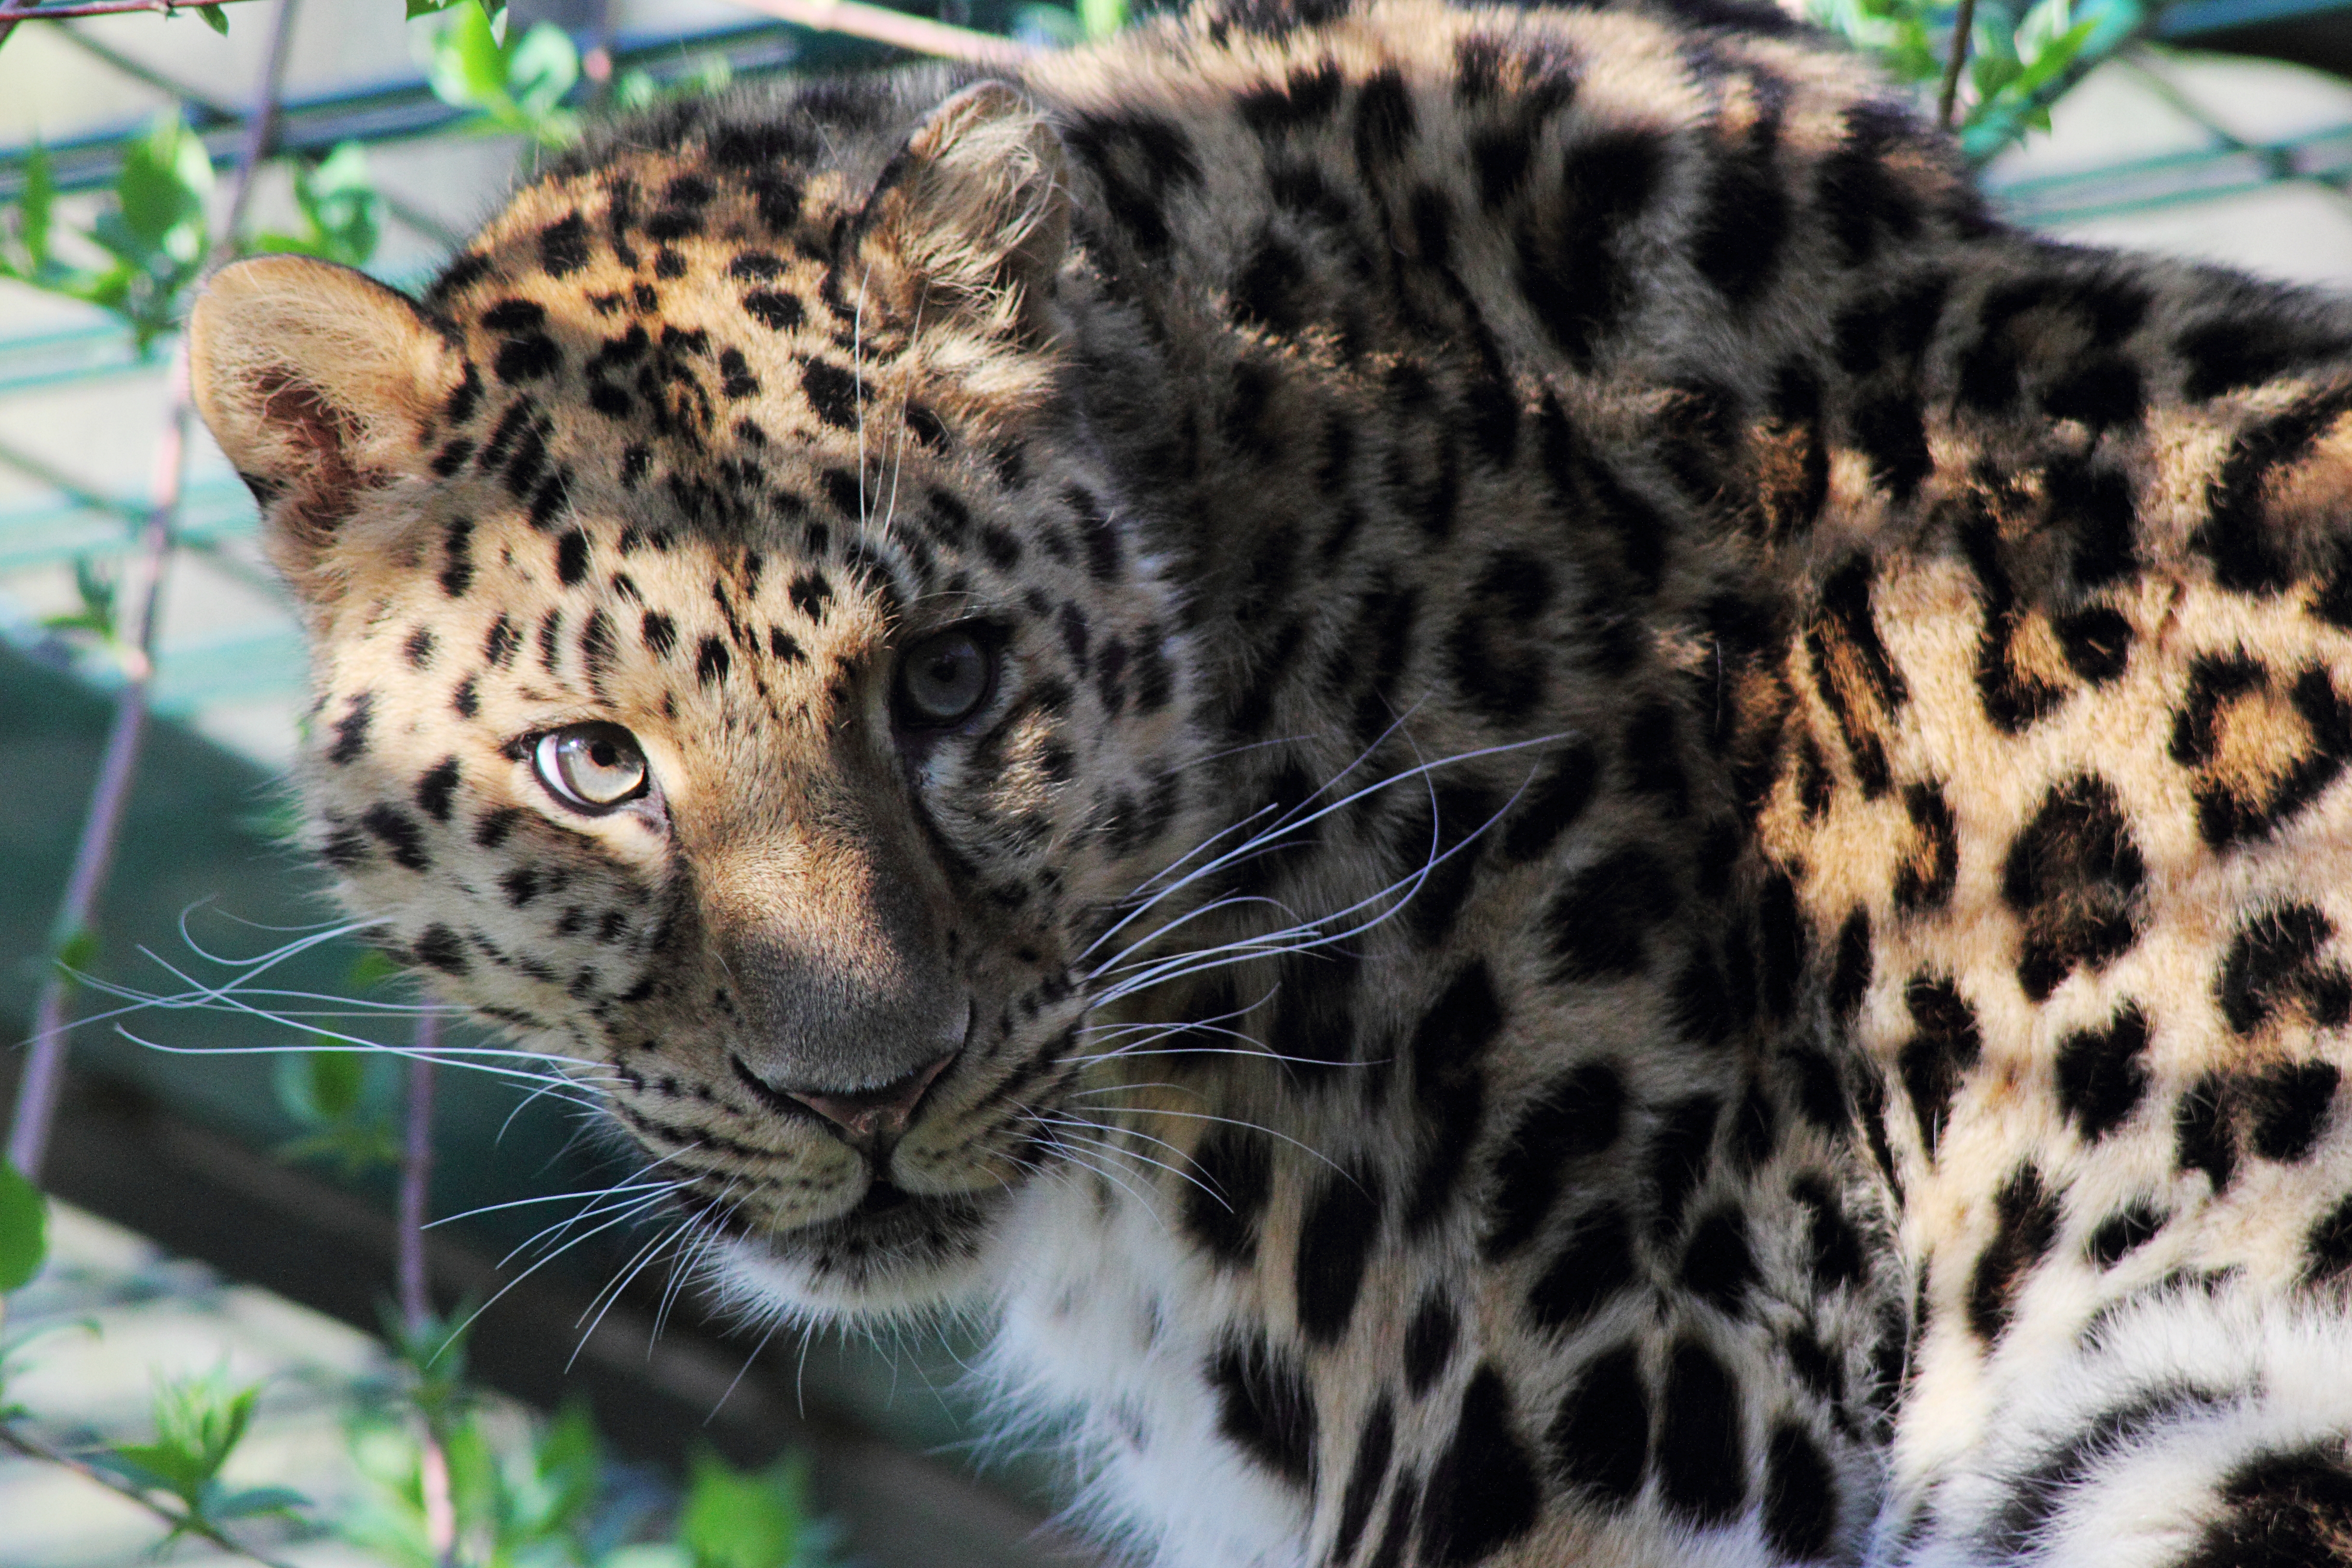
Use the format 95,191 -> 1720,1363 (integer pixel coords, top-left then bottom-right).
787,1053 -> 954,1144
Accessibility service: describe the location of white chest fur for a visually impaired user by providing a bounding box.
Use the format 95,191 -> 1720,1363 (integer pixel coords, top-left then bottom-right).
982,1175 -> 1313,1568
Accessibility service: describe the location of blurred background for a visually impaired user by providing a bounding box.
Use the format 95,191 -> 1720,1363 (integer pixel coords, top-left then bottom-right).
0,0 -> 2348,1561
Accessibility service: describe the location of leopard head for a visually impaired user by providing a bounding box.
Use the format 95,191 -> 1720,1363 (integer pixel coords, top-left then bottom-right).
190,80 -> 1205,1314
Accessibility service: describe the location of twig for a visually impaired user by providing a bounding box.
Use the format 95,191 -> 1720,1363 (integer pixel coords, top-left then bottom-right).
52,24 -> 242,122
721,0 -> 1035,66
3,0 -> 301,1183
0,1425 -> 307,1568
397,1016 -> 457,1565
0,0 -> 257,27
398,1024 -> 437,1337
1939,0 -> 1980,129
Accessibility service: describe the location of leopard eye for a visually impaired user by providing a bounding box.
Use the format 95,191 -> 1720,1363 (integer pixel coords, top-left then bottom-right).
532,724 -> 649,812
894,627 -> 996,729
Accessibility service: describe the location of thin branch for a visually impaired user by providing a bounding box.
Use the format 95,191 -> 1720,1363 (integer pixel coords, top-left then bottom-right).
53,24 -> 242,122
721,0 -> 1036,65
397,1013 -> 457,1567
0,0 -> 257,26
4,0 -> 300,1182
0,1425 -> 306,1568
1939,0 -> 1980,129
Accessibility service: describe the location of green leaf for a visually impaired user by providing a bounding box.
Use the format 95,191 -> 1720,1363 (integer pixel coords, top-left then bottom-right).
7,143 -> 56,276
508,23 -> 580,117
0,1163 -> 48,1294
350,947 -> 406,991
205,1482 -> 309,1519
198,3 -> 230,34
54,924 -> 101,979
679,1450 -> 808,1568
299,1051 -> 366,1122
1079,0 -> 1125,40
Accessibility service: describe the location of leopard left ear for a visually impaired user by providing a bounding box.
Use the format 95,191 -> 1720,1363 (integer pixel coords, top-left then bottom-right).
863,81 -> 1071,338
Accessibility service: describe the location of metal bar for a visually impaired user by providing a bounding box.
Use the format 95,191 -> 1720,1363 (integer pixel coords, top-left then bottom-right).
2156,0 -> 2352,35
0,16 -> 815,197
722,0 -> 1033,65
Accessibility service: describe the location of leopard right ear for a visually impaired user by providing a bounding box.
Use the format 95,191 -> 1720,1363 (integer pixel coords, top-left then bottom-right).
189,256 -> 460,605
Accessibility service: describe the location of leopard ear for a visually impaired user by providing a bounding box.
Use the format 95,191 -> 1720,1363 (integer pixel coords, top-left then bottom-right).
189,255 -> 458,605
863,80 -> 1071,338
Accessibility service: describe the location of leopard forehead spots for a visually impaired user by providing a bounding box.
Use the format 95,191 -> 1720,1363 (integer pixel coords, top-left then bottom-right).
184,2 -> 2352,1566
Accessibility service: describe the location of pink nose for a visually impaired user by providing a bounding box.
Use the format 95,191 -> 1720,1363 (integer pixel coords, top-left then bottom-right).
788,1054 -> 953,1143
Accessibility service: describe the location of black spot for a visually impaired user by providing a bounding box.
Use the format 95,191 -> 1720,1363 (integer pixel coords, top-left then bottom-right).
1499,745 -> 1597,865
2219,905 -> 2347,1035
329,691 -> 374,765
1893,781 -> 1958,911
2086,1202 -> 2163,1268
1756,870 -> 1807,1020
2305,1194 -> 2352,1286
1852,393 -> 1931,503
1792,1176 -> 1865,1290
768,627 -> 804,663
1208,1337 -> 1315,1487
2051,457 -> 2140,588
1237,60 -> 1343,135
2055,1002 -> 2150,1142
415,757 -> 460,823
1185,1126 -> 1271,1266
2178,309 -> 2352,401
1896,975 -> 1980,1161
412,923 -> 469,975
1806,556 -> 1906,797
555,528 -> 590,586
539,211 -> 590,276
1656,1336 -> 1746,1523
2003,775 -> 2145,1001
1406,963 -> 1506,1232
1549,1343 -> 1649,1500
2197,383 -> 2352,594
696,635 -> 730,685
1692,136 -> 1788,309
1967,1163 -> 2059,1343
1521,129 -> 1665,367
495,334 -> 560,383
1651,1094 -> 1719,1236
403,627 -> 436,668
1681,1207 -> 1757,1314
1352,69 -> 1416,169
362,803 -> 428,872
1332,1396 -> 1393,1565
1295,1166 -> 1382,1346
1063,111 -> 1202,258
718,347 -> 759,399
2248,1060 -> 2338,1163
1528,1205 -> 1637,1331
640,611 -> 677,658
451,677 -> 479,719
1403,1295 -> 1458,1399
2177,1073 -> 2238,1194
1416,1364 -> 1541,1566
2055,606 -> 2132,682
1815,103 -> 1923,268
1829,909 -> 1872,1019
1486,1062 -> 1625,1259
1763,1421 -> 1838,1562
743,290 -> 804,330
1547,847 -> 1678,979
801,360 -> 859,429
2178,1446 -> 2352,1568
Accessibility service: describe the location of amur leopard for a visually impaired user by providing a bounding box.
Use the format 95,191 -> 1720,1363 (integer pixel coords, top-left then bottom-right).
189,0 -> 2352,1562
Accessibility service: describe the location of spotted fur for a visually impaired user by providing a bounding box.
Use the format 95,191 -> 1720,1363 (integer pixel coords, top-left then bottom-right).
190,1 -> 2352,1563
